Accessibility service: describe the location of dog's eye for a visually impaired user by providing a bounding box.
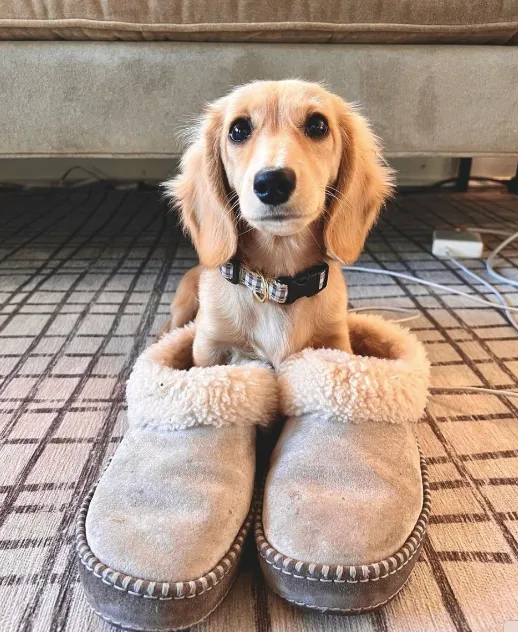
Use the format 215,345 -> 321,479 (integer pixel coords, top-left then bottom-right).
305,114 -> 329,139
229,118 -> 252,142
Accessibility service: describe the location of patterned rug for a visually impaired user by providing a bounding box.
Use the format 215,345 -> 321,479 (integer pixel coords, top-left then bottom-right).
0,186 -> 517,632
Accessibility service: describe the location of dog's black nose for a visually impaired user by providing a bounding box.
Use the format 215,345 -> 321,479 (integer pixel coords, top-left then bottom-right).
253,168 -> 296,206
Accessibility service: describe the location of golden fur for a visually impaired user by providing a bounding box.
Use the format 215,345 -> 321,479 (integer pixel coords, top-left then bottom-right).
163,80 -> 393,368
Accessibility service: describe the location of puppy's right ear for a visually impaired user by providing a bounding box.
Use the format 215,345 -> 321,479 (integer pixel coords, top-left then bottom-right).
163,102 -> 237,268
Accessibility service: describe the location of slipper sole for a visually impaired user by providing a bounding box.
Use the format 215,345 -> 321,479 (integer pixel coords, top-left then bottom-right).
76,484 -> 252,632
254,449 -> 430,614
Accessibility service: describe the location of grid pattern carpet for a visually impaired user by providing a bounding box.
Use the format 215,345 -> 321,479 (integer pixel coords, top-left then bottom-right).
0,186 -> 517,632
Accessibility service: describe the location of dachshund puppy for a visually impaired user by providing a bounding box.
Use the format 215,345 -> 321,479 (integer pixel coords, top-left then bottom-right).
163,80 -> 393,368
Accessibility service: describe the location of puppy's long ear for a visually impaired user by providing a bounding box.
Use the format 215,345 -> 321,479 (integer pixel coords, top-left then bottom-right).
324,101 -> 394,264
164,102 -> 237,268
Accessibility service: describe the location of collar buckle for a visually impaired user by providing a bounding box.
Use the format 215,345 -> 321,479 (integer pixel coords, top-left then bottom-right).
228,258 -> 241,284
276,262 -> 329,305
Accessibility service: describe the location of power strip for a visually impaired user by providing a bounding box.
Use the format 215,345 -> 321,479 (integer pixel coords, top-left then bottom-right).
432,229 -> 483,259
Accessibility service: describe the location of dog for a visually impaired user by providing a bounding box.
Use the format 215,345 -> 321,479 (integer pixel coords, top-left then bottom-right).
163,80 -> 393,368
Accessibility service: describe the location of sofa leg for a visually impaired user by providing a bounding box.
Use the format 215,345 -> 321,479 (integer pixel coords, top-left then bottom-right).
455,158 -> 472,192
506,162 -> 518,195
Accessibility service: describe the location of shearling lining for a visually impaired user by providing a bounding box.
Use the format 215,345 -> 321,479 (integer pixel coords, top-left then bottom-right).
278,314 -> 430,424
126,324 -> 278,430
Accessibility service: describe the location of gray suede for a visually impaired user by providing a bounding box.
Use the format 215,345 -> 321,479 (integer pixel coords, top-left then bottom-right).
263,414 -> 422,566
0,43 -> 517,157
86,424 -> 255,582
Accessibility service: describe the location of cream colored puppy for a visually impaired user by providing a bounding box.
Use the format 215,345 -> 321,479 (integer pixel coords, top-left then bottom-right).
163,80 -> 393,368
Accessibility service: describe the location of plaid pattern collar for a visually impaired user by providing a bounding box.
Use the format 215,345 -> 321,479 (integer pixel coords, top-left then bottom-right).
220,258 -> 329,305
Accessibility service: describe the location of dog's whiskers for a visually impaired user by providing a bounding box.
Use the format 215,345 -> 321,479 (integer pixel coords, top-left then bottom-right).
324,185 -> 347,205
308,225 -> 326,258
238,225 -> 255,238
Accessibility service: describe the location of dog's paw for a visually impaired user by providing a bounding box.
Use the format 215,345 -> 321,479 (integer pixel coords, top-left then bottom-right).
228,349 -> 273,370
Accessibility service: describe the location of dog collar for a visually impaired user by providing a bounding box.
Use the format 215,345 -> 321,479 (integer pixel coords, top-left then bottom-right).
220,258 -> 329,304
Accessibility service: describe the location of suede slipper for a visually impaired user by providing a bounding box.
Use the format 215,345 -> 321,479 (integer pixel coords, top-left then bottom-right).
76,324 -> 278,632
255,314 -> 431,614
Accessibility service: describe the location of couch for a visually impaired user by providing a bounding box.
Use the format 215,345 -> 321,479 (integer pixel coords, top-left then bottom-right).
1,1 -> 517,163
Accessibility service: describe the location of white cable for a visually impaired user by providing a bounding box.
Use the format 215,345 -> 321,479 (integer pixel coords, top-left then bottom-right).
345,240 -> 518,401
390,315 -> 420,324
449,232 -> 518,400
464,227 -> 514,237
342,265 -> 518,313
446,253 -> 518,333
485,229 -> 518,288
348,306 -> 421,324
389,314 -> 421,324
430,386 -> 518,399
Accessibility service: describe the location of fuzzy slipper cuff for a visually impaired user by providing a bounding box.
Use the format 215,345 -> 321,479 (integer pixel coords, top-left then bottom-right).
126,324 -> 278,430
278,314 -> 430,424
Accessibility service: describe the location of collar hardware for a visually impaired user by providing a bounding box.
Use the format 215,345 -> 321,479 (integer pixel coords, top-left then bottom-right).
220,258 -> 329,305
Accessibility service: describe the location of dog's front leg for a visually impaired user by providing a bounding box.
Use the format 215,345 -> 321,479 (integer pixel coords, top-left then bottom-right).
314,320 -> 353,354
192,330 -> 229,367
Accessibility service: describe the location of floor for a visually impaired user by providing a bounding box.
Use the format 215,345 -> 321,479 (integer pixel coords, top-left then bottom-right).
0,186 -> 517,632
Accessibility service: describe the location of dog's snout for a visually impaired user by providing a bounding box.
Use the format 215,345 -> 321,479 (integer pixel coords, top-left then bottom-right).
253,168 -> 296,206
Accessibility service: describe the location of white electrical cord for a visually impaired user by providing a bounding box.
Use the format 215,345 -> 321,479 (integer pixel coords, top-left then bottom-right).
344,228 -> 518,401
430,386 -> 518,399
348,305 -> 421,324
446,254 -> 518,333
485,229 -> 518,288
464,227 -> 514,237
343,265 -> 518,313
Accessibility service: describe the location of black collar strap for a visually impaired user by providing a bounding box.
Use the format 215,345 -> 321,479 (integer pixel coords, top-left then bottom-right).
220,258 -> 329,304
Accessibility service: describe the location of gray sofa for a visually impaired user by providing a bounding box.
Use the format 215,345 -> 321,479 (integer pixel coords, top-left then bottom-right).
1,1 -> 517,160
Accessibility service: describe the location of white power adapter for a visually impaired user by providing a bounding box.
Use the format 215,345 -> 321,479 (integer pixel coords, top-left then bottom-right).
432,229 -> 484,259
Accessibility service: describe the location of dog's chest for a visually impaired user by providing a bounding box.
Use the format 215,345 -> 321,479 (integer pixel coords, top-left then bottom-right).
214,281 -> 298,365
249,300 -> 293,365
207,274 -> 317,366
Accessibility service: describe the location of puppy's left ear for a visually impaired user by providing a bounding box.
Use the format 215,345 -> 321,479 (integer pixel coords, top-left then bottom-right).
324,101 -> 394,264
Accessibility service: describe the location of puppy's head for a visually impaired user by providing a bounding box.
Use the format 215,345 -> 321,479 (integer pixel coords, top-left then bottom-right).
165,80 -> 393,268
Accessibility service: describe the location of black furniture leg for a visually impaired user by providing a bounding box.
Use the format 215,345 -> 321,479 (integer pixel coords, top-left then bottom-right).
455,158 -> 472,192
506,161 -> 518,194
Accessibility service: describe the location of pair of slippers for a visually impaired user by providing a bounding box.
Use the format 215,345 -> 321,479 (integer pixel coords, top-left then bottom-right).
76,314 -> 431,631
